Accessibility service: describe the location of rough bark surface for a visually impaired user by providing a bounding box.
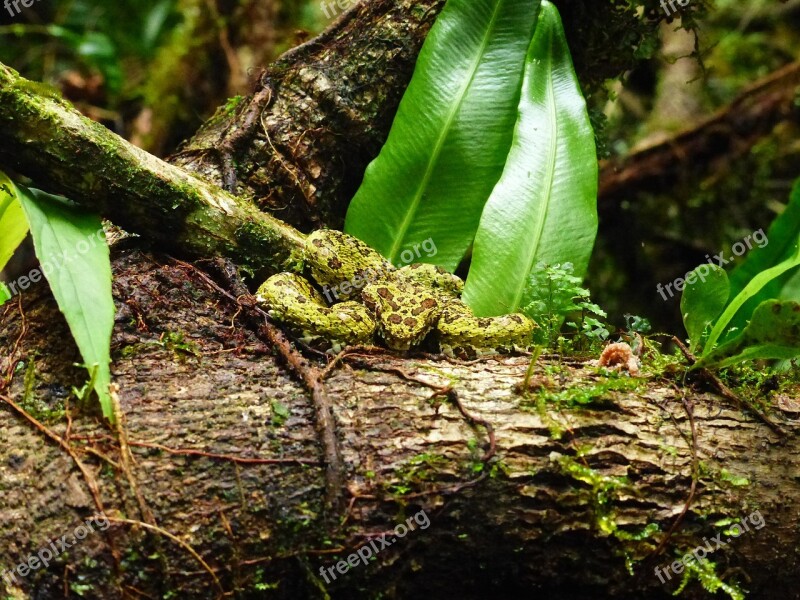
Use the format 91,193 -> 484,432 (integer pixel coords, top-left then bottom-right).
1,249 -> 799,600
170,0 -> 445,231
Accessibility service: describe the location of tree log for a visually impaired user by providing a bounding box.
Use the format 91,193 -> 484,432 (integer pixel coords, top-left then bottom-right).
1,249 -> 797,599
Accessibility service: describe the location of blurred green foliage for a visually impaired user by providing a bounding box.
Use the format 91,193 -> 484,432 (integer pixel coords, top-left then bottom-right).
0,0 -> 325,145
0,1 -> 181,98
592,0 -> 800,332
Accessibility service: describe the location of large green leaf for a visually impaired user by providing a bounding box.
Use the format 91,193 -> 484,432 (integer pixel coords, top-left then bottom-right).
462,1 -> 598,316
344,0 -> 542,270
17,187 -> 115,420
725,178 -> 800,335
695,300 -> 800,369
700,236 -> 800,359
680,264 -> 730,353
0,170 -> 30,273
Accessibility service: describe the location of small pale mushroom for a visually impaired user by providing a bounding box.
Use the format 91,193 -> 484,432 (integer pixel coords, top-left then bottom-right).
597,342 -> 640,376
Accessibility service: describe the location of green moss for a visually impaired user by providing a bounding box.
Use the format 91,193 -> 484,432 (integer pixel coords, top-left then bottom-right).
552,453 -> 660,574
521,373 -> 644,429
561,374 -> 643,406
271,400 -> 291,427
274,501 -> 319,536
489,460 -> 510,479
674,556 -> 746,600
159,330 -> 201,359
119,342 -> 157,359
553,454 -> 629,518
385,453 -> 448,497
12,78 -> 64,102
223,95 -> 244,114
718,469 -> 750,488
16,358 -> 66,422
233,219 -> 299,273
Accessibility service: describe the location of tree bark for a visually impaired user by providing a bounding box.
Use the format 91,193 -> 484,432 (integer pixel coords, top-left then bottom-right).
170,0 -> 446,230
1,249 -> 798,600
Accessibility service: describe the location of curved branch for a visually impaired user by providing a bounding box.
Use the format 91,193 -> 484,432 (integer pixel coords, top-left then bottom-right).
599,61 -> 800,205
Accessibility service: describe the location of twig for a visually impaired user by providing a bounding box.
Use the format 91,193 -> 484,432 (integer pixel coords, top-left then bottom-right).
112,385 -> 157,526
1,394 -> 106,514
107,517 -> 224,599
69,432 -> 316,468
672,336 -> 787,436
649,384 -> 699,559
127,439 -> 320,466
1,295 -> 27,391
256,319 -> 346,515
216,84 -> 275,193
171,258 -> 346,517
319,345 -> 389,380
0,392 -> 123,579
600,61 -> 800,202
439,388 -> 496,464
343,358 -> 496,464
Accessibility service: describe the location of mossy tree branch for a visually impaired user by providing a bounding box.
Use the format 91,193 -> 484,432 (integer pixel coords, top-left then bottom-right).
0,64 -> 305,276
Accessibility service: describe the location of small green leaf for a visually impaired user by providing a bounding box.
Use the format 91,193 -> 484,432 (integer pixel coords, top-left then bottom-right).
0,282 -> 11,306
345,0 -> 542,270
696,300 -> 800,370
0,170 -> 30,273
718,469 -> 749,487
680,264 -> 730,353
463,1 -> 598,316
699,237 -> 800,360
142,0 -> 175,55
16,186 -> 115,420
